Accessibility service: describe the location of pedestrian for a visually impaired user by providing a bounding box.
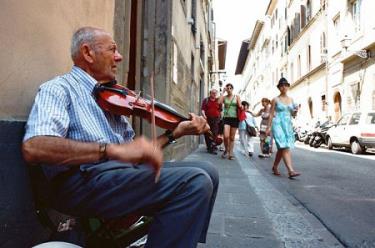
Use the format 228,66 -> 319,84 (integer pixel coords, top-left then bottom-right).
201,88 -> 222,154
22,26 -> 219,247
218,83 -> 241,160
238,101 -> 257,157
266,77 -> 300,178
252,98 -> 272,157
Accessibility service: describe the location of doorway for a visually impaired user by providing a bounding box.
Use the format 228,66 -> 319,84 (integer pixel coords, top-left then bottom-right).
333,92 -> 342,122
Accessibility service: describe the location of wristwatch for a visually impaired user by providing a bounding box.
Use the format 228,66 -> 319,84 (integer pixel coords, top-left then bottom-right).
164,130 -> 177,145
99,143 -> 108,162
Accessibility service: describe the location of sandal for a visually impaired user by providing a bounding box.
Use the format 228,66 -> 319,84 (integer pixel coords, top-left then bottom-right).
288,171 -> 301,178
272,167 -> 281,176
221,151 -> 227,159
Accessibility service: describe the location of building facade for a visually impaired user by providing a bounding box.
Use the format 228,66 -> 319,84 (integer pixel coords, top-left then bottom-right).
237,0 -> 375,126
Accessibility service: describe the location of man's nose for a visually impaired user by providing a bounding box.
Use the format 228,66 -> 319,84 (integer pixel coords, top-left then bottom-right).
114,51 -> 123,62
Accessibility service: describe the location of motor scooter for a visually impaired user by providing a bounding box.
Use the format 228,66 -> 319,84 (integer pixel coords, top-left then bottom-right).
311,121 -> 334,148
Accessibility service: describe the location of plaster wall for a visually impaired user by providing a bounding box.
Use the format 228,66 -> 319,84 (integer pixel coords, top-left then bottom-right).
0,0 -> 115,120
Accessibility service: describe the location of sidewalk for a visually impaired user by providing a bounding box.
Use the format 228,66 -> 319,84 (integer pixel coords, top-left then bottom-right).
183,142 -> 343,248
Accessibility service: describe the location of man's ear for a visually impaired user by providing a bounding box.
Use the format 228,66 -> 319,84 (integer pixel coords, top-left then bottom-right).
81,44 -> 95,64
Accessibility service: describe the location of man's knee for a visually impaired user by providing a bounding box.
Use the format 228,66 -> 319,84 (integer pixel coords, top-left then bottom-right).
184,168 -> 214,201
193,171 -> 214,199
193,162 -> 219,187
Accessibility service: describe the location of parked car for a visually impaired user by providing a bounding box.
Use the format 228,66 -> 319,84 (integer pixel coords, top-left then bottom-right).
326,111 -> 375,154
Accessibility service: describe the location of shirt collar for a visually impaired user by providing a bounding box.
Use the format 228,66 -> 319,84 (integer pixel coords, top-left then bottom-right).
70,66 -> 98,93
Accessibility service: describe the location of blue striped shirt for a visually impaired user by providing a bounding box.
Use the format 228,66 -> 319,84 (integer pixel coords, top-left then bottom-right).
24,66 -> 135,179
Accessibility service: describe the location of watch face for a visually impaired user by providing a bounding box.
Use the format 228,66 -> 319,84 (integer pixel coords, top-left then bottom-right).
165,130 -> 176,144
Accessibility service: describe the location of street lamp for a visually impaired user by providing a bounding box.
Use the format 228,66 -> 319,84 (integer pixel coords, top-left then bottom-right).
340,35 -> 370,59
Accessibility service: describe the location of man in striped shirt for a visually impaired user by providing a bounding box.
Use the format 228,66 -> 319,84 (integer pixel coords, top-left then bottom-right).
22,26 -> 218,248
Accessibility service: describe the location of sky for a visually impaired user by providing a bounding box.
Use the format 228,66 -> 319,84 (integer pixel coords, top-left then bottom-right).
213,0 -> 269,90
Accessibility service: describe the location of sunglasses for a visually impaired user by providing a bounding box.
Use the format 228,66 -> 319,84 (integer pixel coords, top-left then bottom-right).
226,87 -> 233,89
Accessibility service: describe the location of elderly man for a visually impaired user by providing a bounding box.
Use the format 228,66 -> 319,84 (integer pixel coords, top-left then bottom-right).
22,27 -> 218,248
201,88 -> 222,154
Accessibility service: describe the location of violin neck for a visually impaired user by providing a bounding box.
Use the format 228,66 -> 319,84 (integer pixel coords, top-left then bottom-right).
153,102 -> 188,121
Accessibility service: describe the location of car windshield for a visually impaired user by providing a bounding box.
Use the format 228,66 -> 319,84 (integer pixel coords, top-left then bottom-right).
338,115 -> 350,125
349,113 -> 361,125
366,112 -> 375,124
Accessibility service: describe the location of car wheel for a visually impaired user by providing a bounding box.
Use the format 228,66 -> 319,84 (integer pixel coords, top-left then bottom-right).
327,137 -> 333,150
351,140 -> 363,154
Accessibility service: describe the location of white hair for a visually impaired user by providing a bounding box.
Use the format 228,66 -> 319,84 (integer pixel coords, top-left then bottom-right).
70,27 -> 104,61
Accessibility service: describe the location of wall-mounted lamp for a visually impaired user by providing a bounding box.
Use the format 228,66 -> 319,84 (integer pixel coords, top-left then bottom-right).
340,35 -> 369,59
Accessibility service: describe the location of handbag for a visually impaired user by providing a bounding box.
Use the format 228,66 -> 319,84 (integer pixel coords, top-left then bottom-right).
237,106 -> 246,121
246,122 -> 257,137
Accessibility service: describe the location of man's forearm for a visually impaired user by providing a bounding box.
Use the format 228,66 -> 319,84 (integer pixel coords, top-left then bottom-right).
156,129 -> 180,149
22,136 -> 102,166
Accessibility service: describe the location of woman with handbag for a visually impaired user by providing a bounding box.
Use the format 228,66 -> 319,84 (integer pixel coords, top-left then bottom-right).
238,101 -> 257,157
218,83 -> 241,160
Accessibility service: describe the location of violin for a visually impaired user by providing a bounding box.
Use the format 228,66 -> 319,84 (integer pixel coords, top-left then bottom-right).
93,81 -> 222,145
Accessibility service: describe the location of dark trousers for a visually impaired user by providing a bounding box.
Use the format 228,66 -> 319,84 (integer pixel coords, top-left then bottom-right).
51,160 -> 219,248
204,116 -> 220,151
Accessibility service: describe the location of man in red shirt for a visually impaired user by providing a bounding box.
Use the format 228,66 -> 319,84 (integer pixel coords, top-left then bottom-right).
202,89 -> 222,154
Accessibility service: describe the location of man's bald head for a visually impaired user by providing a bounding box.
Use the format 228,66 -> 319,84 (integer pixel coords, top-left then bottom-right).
70,26 -> 108,62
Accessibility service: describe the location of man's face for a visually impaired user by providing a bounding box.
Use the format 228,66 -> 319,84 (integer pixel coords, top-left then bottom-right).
210,90 -> 217,98
89,32 -> 123,82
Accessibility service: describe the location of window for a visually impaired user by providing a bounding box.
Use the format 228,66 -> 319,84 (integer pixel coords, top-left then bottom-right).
338,114 -> 350,125
191,53 -> 195,81
285,7 -> 287,20
349,113 -> 361,125
180,0 -> 186,15
306,0 -> 312,21
307,45 -> 311,70
321,0 -> 327,9
349,0 -> 361,32
191,0 -> 197,35
321,95 -> 327,111
275,35 -> 278,49
301,5 -> 306,28
200,40 -> 205,63
320,32 -> 327,62
297,55 -> 301,78
320,32 -> 326,53
290,62 -> 294,83
333,14 -> 340,37
366,113 -> 375,124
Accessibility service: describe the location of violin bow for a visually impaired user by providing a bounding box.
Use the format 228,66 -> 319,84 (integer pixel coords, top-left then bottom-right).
150,72 -> 160,183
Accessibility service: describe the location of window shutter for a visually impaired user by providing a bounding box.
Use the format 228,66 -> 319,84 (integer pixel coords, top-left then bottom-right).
301,5 -> 306,28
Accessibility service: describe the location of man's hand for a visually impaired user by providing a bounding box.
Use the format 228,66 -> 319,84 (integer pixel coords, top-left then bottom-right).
173,113 -> 210,139
106,136 -> 163,182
